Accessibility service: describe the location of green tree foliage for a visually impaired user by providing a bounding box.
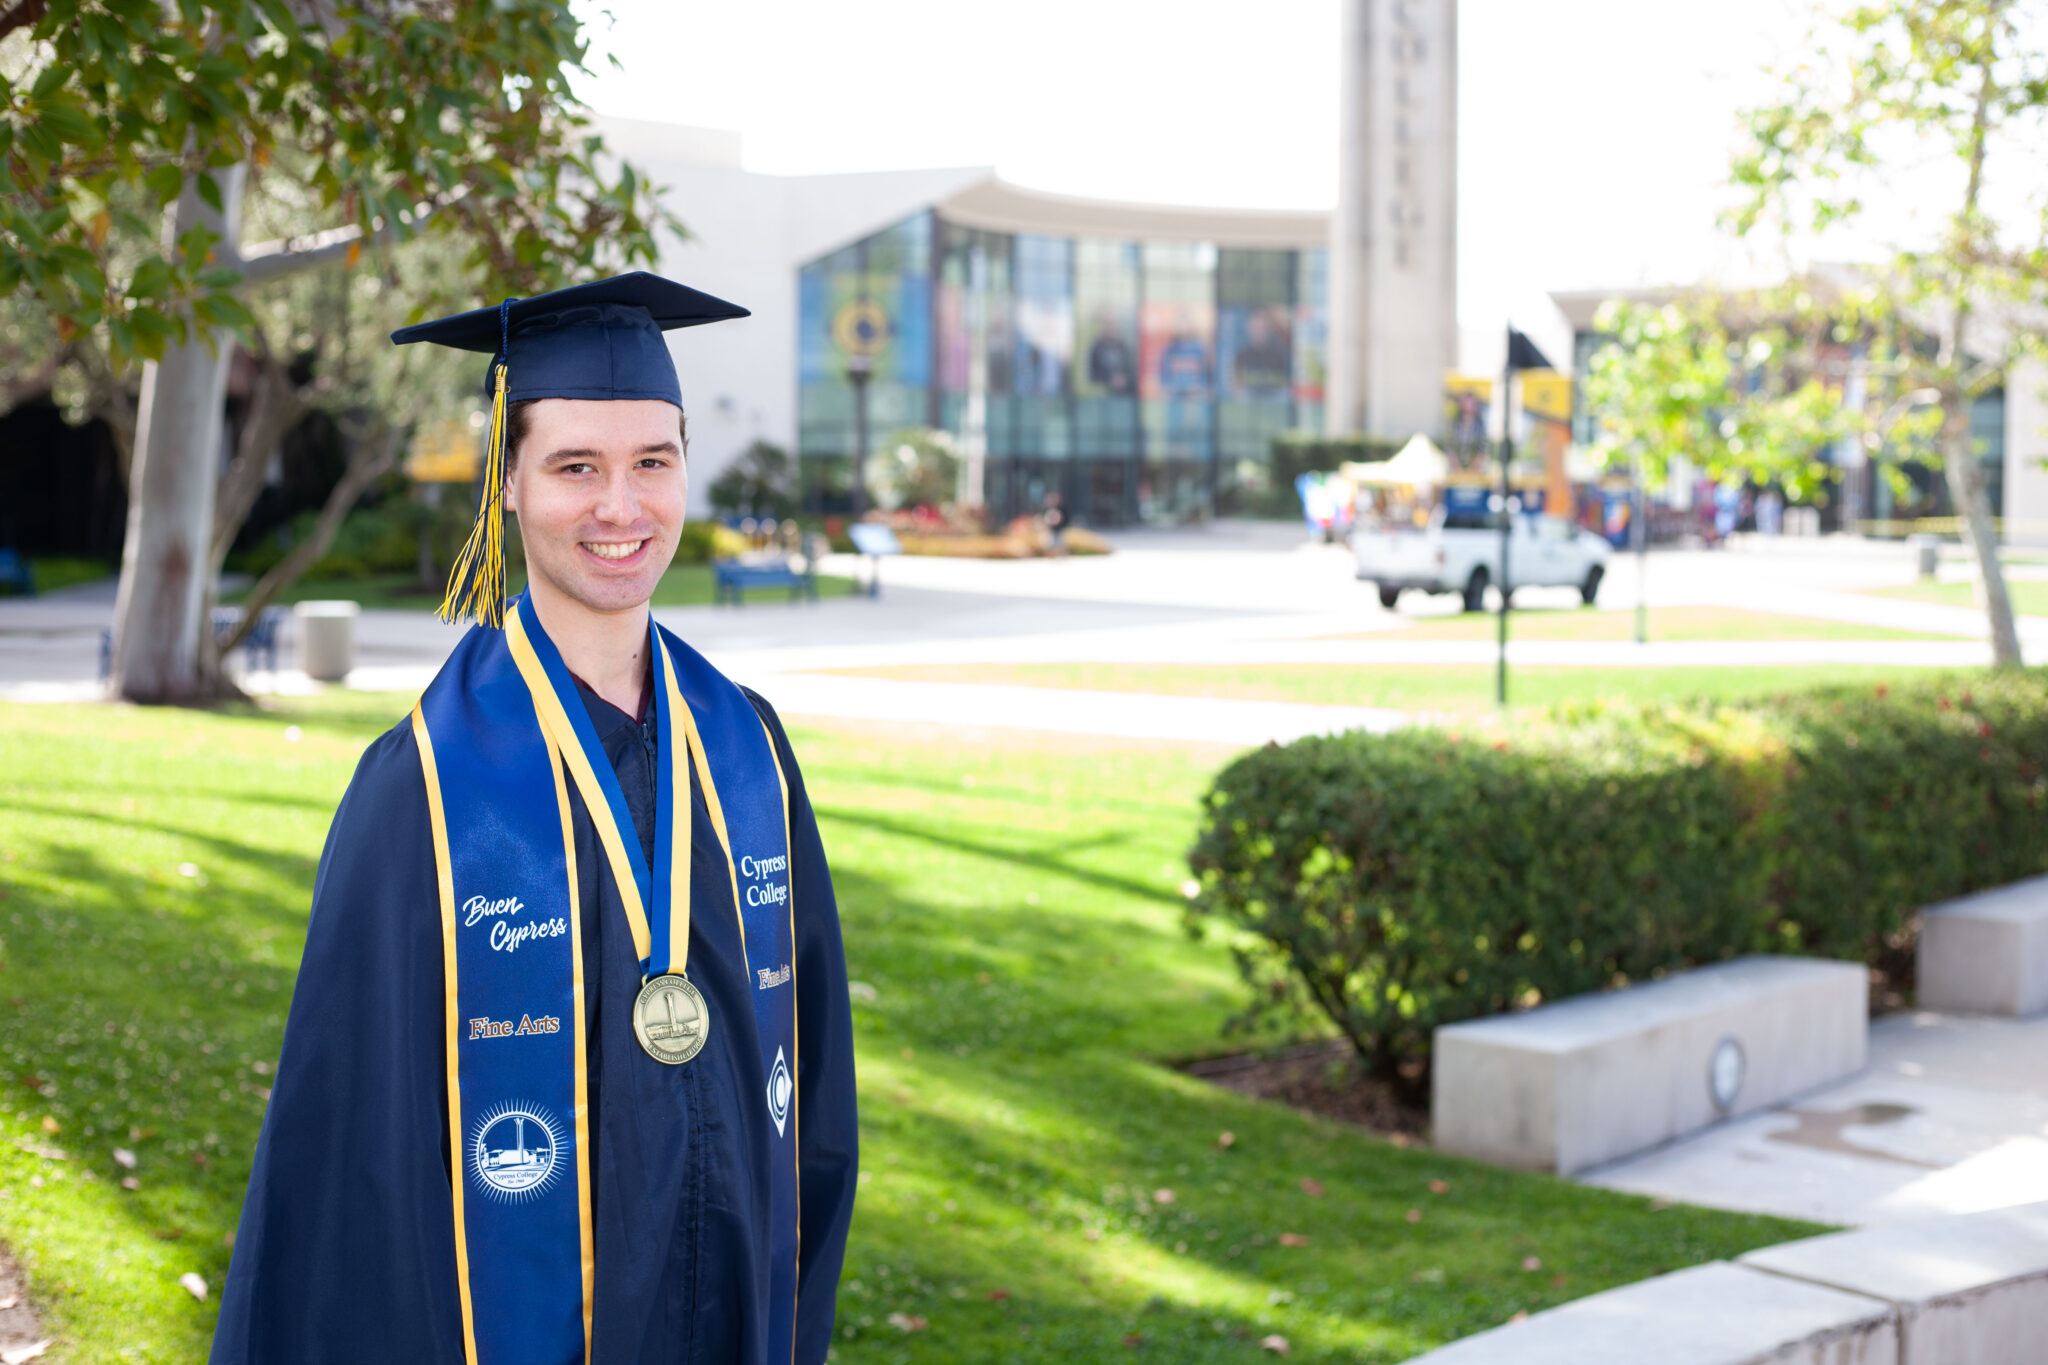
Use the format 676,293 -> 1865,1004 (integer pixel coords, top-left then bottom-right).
707,439 -> 798,520
866,426 -> 960,512
1583,292 -> 1873,505
4,0 -> 683,701
2,0 -> 675,363
1729,0 -> 2048,666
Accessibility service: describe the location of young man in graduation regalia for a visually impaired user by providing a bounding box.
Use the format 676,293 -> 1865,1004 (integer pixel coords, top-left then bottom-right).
209,274 -> 858,1365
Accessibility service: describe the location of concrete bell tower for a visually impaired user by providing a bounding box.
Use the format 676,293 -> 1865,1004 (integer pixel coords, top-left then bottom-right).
1326,0 -> 1459,442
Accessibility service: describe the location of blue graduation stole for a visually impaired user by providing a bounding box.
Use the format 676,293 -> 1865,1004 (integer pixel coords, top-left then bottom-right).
412,594 -> 800,1365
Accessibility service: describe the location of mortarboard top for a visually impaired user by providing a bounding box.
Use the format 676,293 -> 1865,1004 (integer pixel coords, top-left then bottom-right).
393,271 -> 749,629
391,271 -> 749,408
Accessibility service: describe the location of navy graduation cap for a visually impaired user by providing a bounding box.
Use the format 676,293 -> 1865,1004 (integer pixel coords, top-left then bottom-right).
392,271 -> 749,627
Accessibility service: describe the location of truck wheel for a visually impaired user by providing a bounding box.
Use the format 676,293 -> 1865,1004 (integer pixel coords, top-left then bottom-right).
1461,567 -> 1490,613
1581,565 -> 1605,605
1377,584 -> 1401,610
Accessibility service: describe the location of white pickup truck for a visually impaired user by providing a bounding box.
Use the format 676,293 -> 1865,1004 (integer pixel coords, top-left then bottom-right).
1353,505 -> 1611,611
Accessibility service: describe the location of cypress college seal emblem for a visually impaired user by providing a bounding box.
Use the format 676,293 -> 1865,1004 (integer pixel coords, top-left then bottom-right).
468,1102 -> 564,1202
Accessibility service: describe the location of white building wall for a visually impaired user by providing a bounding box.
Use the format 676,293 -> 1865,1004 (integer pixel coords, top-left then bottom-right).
2005,357 -> 2048,547
593,117 -> 989,515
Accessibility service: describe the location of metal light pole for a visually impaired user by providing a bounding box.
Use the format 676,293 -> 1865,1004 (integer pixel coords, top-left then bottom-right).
1496,326 -> 1555,709
847,352 -> 873,518
1495,351 -> 1514,709
1633,448 -> 1649,645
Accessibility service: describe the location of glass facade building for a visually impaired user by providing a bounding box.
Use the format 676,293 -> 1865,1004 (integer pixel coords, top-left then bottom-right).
797,210 -> 1328,525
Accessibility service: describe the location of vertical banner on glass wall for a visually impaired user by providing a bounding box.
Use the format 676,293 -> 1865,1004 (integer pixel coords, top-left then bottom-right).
1140,299 -> 1213,458
1293,248 -> 1328,412
1014,235 -> 1074,398
1217,304 -> 1294,400
1443,375 -> 1494,469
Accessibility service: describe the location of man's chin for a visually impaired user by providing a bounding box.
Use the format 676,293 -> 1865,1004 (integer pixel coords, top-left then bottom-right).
531,568 -> 663,617
570,577 -> 661,613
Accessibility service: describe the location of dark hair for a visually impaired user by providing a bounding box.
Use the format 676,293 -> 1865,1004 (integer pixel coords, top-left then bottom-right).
502,399 -> 688,472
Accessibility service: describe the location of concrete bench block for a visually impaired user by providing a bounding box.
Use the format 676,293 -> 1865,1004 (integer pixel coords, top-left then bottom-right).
1400,1261 -> 1896,1365
1433,955 -> 1867,1174
1917,877 -> 2048,1016
1740,1202 -> 2048,1365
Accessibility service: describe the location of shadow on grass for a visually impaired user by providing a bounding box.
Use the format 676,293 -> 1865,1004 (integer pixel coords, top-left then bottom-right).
840,1045 -> 1819,1364
821,808 -> 1181,911
10,805 -> 324,907
816,855 -> 1822,1363
0,832 -> 305,1356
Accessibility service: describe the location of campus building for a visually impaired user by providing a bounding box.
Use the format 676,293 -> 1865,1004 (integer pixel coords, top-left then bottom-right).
1551,285 -> 2048,544
599,118 -> 1331,527
793,191 -> 1332,526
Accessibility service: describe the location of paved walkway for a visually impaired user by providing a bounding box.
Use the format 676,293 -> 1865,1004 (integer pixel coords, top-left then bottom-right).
2,533 -> 2039,748
1584,1010 -> 2048,1228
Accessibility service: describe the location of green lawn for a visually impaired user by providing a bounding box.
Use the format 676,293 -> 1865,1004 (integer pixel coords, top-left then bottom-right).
826,661 -> 1932,716
0,700 -> 1820,1363
225,562 -> 860,611
1340,604 -> 1953,643
1866,578 -> 2048,617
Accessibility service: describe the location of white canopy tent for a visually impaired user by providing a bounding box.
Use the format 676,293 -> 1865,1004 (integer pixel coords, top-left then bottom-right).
1340,433 -> 1451,487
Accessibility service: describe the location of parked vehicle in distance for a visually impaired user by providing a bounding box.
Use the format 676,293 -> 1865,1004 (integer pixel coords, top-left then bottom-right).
1352,504 -> 1611,612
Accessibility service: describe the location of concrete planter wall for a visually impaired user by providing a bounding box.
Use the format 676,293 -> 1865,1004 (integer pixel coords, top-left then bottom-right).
1404,1203 -> 2048,1365
1433,956 -> 1868,1175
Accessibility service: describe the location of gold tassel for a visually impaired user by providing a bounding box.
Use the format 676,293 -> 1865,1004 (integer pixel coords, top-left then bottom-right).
438,359 -> 509,628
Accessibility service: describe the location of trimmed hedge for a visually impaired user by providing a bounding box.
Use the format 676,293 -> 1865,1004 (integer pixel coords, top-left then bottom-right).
1186,673 -> 2048,1086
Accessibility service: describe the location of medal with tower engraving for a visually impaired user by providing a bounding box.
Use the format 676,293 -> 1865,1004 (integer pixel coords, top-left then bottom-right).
633,974 -> 710,1065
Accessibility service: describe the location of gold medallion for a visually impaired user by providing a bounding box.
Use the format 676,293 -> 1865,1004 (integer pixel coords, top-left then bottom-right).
633,974 -> 709,1065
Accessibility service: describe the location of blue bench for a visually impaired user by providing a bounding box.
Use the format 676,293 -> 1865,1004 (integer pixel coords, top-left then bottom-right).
0,549 -> 33,596
98,605 -> 289,682
712,559 -> 817,607
214,606 -> 287,674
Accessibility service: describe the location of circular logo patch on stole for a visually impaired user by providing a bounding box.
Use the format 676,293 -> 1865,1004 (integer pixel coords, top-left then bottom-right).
469,1101 -> 565,1202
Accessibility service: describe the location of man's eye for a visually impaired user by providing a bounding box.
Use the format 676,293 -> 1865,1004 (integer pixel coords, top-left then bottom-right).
560,462 -> 594,475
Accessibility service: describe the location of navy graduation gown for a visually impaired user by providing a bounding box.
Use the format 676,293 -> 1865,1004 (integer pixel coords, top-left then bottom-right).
209,686 -> 857,1365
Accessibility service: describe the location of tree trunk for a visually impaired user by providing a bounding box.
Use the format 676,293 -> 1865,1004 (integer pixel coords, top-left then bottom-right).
209,339 -> 312,574
217,414 -> 404,655
1937,37 -> 2021,670
109,164 -> 247,703
1945,424 -> 2022,667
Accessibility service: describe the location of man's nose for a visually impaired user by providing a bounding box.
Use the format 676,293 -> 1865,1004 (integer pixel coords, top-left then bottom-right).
591,467 -> 642,524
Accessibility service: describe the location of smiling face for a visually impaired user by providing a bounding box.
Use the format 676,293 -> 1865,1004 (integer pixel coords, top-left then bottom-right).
502,397 -> 687,618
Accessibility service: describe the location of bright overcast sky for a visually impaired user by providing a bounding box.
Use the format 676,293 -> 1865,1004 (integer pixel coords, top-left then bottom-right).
572,0 -> 1859,340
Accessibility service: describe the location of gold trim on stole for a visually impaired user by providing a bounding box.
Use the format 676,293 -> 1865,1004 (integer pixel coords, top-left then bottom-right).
760,715 -> 802,1364
411,704 -> 480,1365
678,699 -> 742,929
544,730 -> 598,1361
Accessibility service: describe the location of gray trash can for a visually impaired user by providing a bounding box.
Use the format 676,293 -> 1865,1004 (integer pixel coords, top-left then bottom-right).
1907,533 -> 1940,580
295,600 -> 359,682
